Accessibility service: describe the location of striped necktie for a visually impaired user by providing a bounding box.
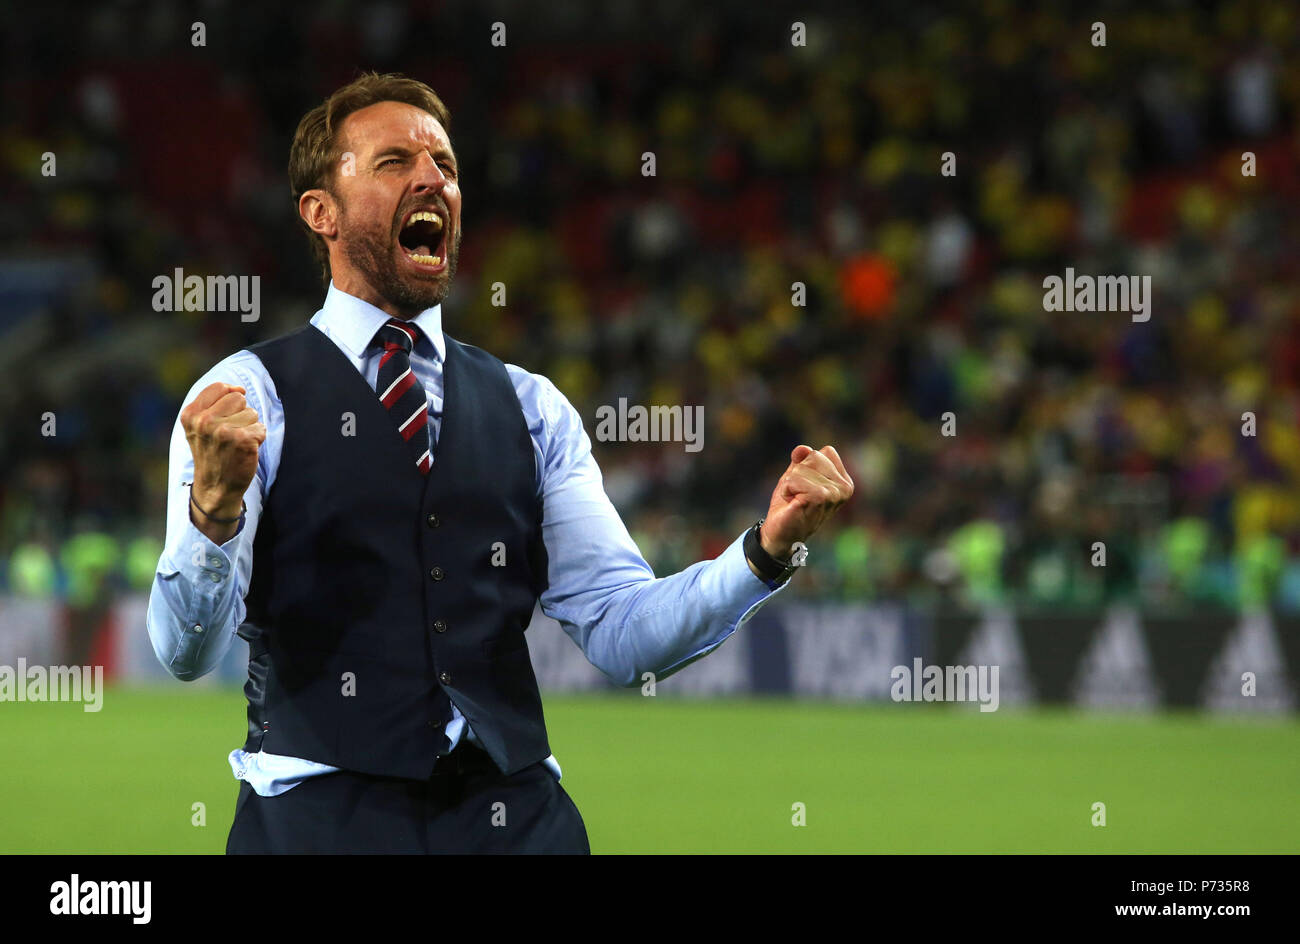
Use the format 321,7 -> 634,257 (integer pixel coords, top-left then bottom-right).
376,318 -> 432,475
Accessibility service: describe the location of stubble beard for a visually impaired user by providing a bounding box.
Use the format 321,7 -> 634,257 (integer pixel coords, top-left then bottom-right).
338,198 -> 461,318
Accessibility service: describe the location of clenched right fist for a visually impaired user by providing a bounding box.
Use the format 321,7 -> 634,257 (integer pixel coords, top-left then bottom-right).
181,382 -> 267,542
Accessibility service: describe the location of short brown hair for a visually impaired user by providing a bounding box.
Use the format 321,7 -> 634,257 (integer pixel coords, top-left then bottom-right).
288,72 -> 452,285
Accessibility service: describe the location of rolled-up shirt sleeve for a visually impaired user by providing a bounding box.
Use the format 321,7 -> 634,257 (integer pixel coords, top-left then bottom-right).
523,371 -> 793,687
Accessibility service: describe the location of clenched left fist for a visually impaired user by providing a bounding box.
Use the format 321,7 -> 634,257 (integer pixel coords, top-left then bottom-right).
758,444 -> 855,559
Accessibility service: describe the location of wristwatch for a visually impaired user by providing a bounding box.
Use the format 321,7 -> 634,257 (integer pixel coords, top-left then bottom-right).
744,518 -> 808,586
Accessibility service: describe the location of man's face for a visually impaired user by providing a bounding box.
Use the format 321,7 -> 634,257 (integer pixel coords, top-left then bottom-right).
317,100 -> 462,318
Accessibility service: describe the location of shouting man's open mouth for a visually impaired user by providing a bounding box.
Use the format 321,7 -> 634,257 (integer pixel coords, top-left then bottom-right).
398,207 -> 448,273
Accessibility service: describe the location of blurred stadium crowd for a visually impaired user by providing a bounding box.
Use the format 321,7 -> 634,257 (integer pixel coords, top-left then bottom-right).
3,0 -> 1300,630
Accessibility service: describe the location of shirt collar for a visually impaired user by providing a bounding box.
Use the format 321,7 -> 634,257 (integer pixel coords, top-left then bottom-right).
316,281 -> 446,362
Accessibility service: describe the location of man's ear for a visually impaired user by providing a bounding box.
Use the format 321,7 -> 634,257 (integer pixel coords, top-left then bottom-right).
299,189 -> 339,240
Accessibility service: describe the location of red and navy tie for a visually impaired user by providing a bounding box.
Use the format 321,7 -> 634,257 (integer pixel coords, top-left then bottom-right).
376,318 -> 432,474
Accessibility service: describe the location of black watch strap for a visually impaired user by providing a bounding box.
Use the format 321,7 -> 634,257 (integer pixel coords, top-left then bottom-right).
744,519 -> 800,585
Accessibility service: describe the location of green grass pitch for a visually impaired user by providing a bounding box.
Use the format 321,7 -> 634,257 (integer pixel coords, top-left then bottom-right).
2,687 -> 1297,853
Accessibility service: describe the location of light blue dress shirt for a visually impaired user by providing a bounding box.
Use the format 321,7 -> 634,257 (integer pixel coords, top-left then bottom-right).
147,283 -> 791,796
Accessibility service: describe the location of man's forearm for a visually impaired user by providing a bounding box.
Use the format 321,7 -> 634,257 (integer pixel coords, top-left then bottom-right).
188,485 -> 244,545
147,520 -> 247,680
549,529 -> 790,687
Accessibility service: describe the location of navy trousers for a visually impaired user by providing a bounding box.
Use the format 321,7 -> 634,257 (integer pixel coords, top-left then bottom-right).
226,742 -> 590,854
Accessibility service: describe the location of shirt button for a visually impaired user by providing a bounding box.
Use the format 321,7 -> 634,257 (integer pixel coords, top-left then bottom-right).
209,556 -> 222,567
426,513 -> 440,528
430,566 -> 444,581
438,671 -> 451,685
208,573 -> 221,583
433,619 -> 447,633
191,624 -> 202,633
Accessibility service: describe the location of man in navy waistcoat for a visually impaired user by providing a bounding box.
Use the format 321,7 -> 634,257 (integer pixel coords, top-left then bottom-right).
147,73 -> 854,854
